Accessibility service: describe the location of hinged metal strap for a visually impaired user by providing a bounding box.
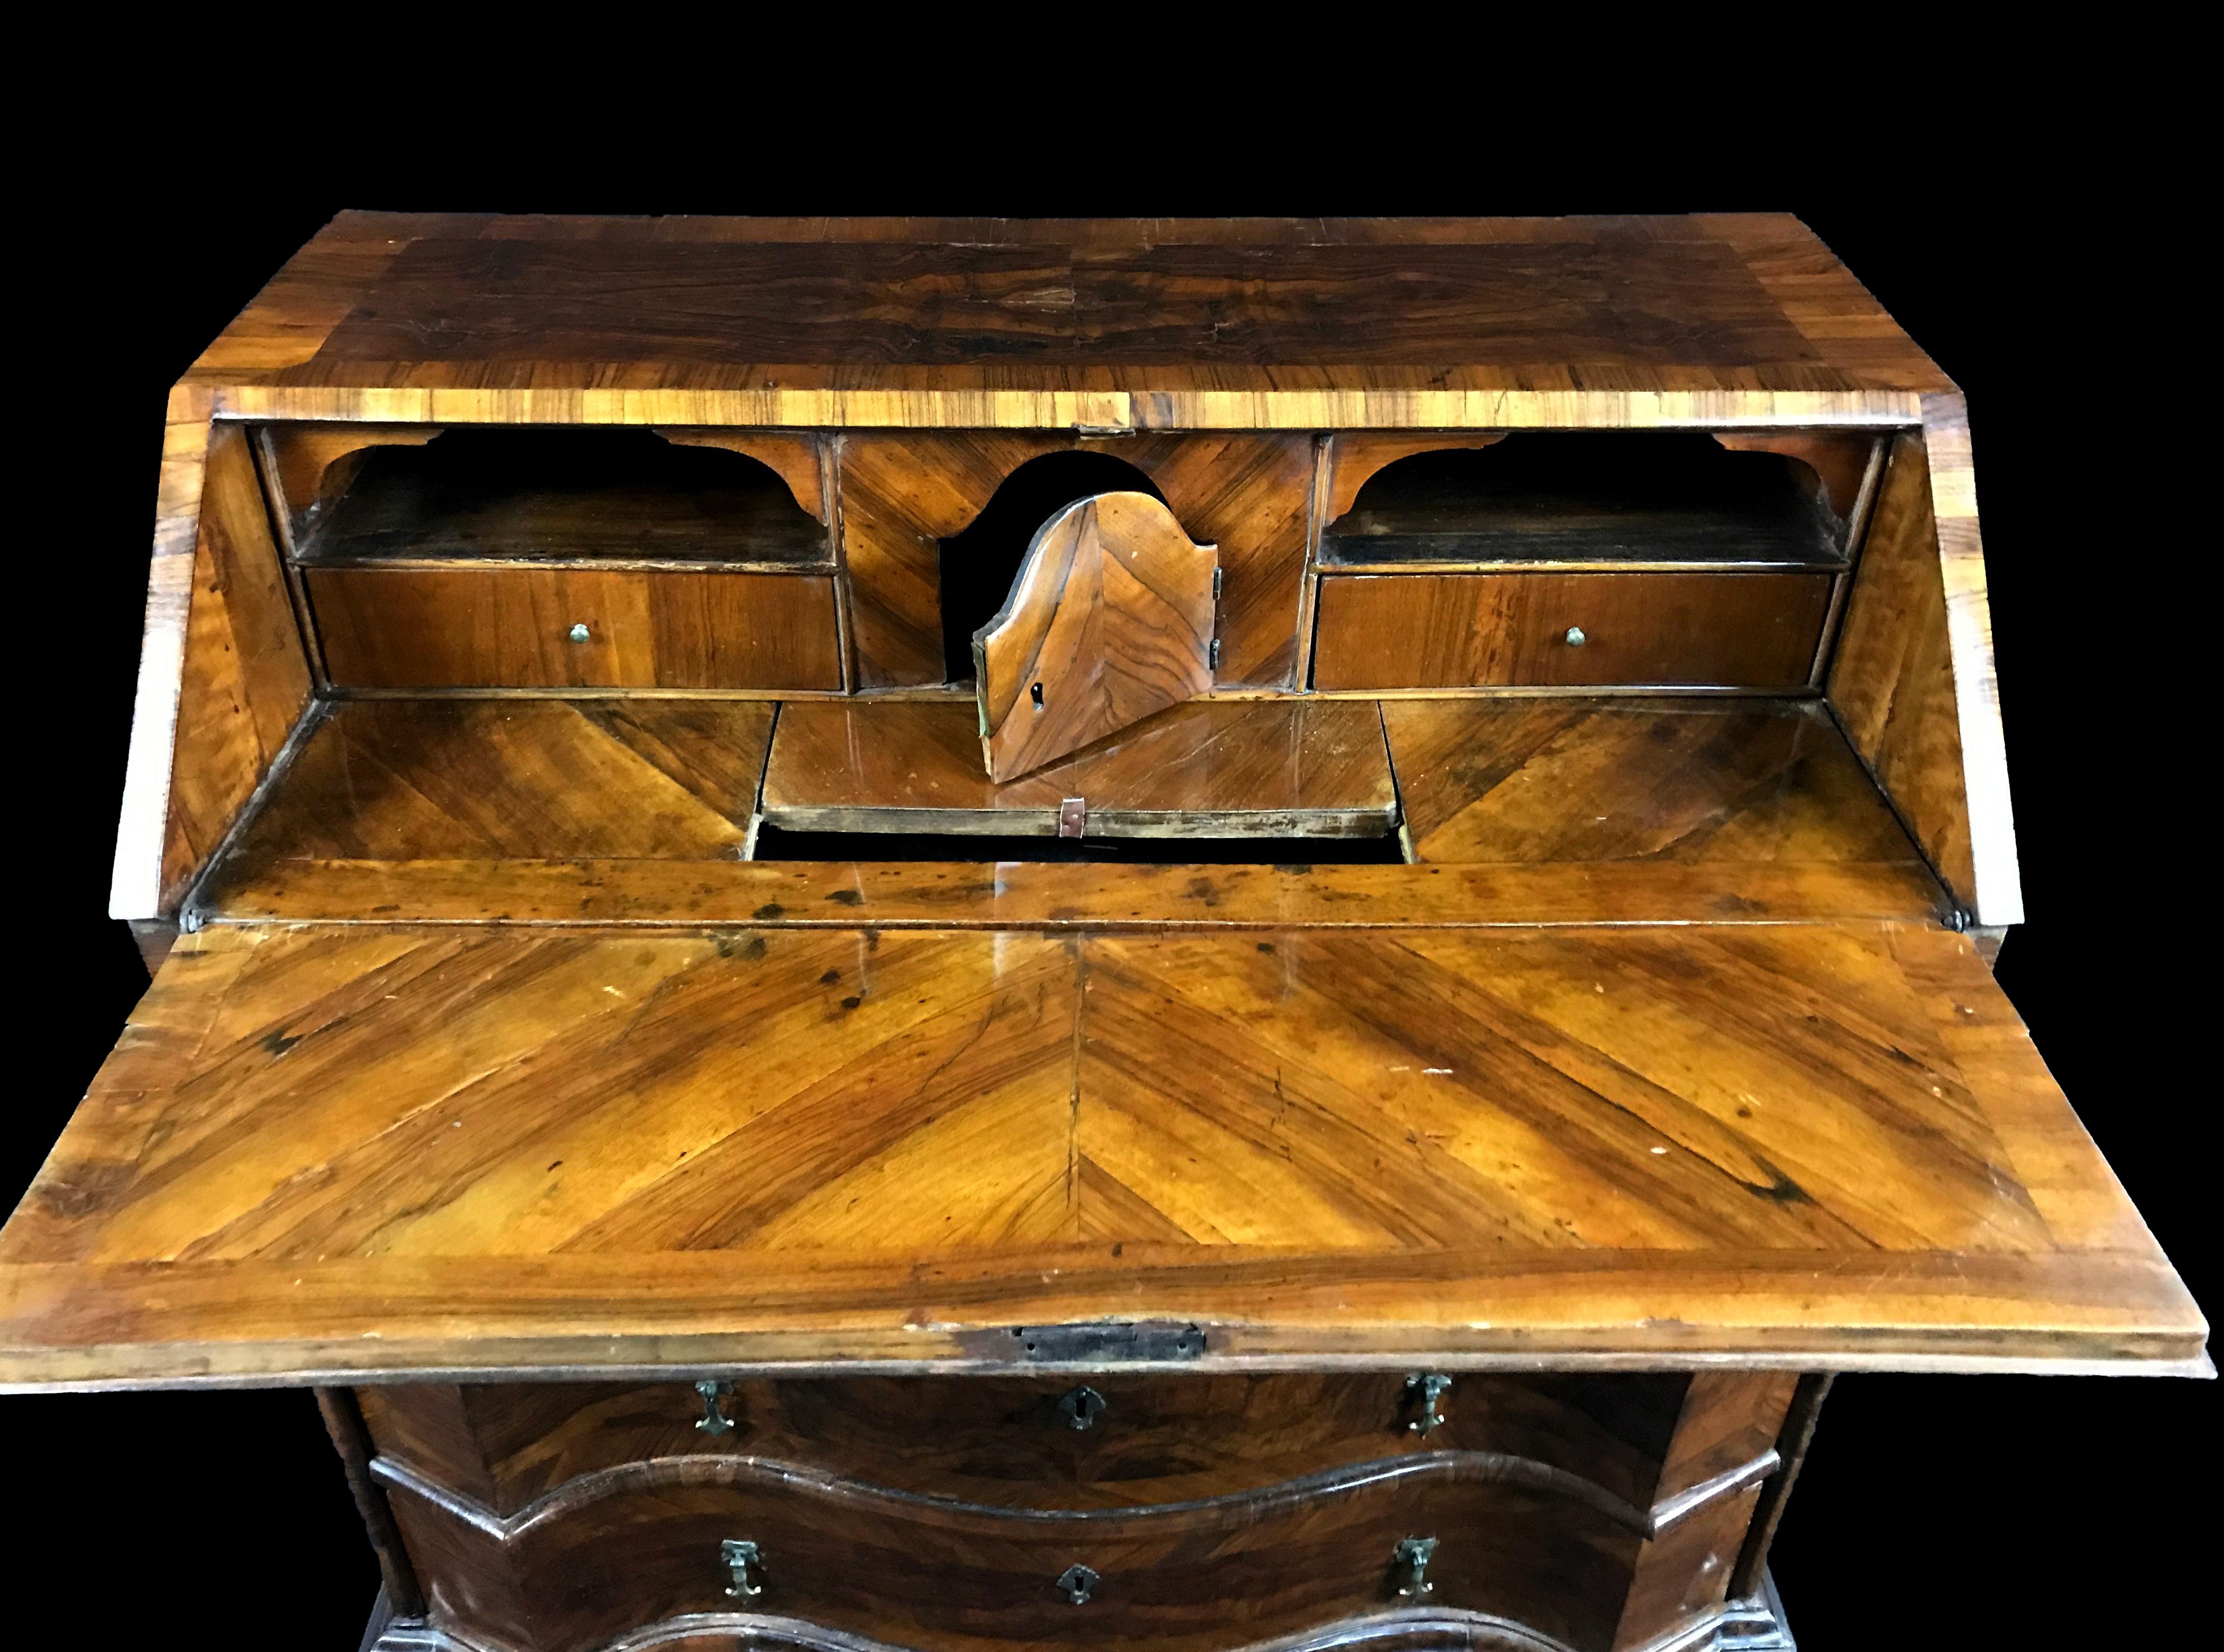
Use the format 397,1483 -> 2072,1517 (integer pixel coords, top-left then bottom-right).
1058,797 -> 1087,839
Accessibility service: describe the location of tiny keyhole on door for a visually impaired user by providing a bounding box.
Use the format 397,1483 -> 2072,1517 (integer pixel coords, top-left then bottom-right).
1031,682 -> 1045,714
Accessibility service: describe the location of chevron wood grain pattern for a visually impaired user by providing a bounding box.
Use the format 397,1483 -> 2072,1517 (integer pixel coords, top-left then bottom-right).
761,700 -> 1396,837
156,422 -> 316,906
975,492 -> 1218,779
0,923 -> 2200,1385
1381,700 -> 1922,866
836,432 -> 1311,689
184,214 -> 1951,429
357,1371 -> 1700,1517
219,700 -> 773,865
1312,573 -> 1833,691
307,568 -> 843,689
1826,416 -> 2021,925
199,856 -> 1945,930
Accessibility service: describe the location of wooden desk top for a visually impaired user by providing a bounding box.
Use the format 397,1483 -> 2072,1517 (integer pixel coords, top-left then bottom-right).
180,213 -> 1952,429
0,918 -> 2201,1389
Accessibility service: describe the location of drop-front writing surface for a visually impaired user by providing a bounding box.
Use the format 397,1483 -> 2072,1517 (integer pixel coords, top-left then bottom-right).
17,214 -> 2200,1652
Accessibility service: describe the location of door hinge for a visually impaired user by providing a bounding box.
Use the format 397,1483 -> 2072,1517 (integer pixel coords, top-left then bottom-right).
1212,566 -> 1223,600
1058,797 -> 1087,838
1208,638 -> 1222,668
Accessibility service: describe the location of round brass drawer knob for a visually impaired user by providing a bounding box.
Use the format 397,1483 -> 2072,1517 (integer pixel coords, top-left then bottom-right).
1563,626 -> 1586,647
567,622 -> 591,643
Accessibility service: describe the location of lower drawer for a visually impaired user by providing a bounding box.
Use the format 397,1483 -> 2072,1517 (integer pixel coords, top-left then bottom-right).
379,1455 -> 1645,1652
1310,571 -> 1833,690
306,566 -> 843,689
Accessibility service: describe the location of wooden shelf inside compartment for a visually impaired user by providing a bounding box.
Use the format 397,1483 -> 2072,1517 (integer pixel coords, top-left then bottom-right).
1319,434 -> 1849,570
288,427 -> 830,569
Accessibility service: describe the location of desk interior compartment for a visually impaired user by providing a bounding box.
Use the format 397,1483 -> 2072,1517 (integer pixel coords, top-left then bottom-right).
1318,432 -> 1876,571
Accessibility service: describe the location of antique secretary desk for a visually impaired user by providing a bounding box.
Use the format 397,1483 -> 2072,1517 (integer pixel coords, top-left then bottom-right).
0,214 -> 2205,1651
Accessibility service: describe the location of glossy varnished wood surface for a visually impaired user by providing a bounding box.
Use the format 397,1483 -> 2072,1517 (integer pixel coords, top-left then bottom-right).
157,422 -> 315,906
761,700 -> 1396,837
202,857 -> 1946,931
838,432 -> 1311,689
358,1372 -> 1699,1517
1828,425 -> 2020,923
186,214 -> 1953,428
0,922 -> 2199,1384
221,700 -> 774,863
974,492 -> 1218,779
1381,701 -> 1922,866
1312,573 -> 1833,691
308,568 -> 843,689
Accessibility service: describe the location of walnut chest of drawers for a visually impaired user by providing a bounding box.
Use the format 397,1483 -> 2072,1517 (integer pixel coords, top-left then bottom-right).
0,213 -> 2204,1652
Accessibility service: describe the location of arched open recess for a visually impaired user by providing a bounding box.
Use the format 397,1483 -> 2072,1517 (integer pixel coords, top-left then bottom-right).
261,426 -> 830,567
1321,433 -> 1853,567
936,449 -> 1168,681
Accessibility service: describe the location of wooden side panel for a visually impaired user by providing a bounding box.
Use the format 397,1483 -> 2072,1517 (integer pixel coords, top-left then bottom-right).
307,568 -> 841,690
110,391 -> 213,920
1827,415 -> 2021,923
974,492 -> 1218,780
1313,572 -> 1831,689
154,420 -> 315,907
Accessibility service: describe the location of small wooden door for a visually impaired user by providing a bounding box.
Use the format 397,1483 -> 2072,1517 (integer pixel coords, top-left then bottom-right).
972,491 -> 1219,780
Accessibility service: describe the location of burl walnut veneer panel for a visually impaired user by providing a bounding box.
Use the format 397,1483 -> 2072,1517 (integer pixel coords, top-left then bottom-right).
0,923 -> 2199,1384
762,700 -> 1396,839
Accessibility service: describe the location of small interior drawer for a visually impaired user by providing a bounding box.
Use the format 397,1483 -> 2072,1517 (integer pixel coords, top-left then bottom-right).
1311,571 -> 1833,691
306,567 -> 843,690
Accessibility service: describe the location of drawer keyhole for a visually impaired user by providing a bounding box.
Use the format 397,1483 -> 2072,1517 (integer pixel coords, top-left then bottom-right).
1031,681 -> 1045,713
1057,1384 -> 1107,1430
1056,1563 -> 1100,1605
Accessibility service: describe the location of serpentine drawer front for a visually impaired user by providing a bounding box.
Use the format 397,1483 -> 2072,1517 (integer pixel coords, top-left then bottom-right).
2,214 -> 2202,1652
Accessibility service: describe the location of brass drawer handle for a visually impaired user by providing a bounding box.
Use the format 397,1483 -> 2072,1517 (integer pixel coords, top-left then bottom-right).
1056,1563 -> 1100,1605
694,1378 -> 735,1436
1393,1536 -> 1438,1598
721,1538 -> 764,1600
567,621 -> 592,643
1405,1372 -> 1452,1435
1563,625 -> 1586,647
1057,1384 -> 1107,1430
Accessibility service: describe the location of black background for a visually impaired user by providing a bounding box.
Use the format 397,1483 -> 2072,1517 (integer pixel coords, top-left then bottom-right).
10,123 -> 2211,1648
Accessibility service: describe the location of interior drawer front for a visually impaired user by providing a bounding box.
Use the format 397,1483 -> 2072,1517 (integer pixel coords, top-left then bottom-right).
306,567 -> 841,689
361,1373 -> 1685,1516
381,1462 -> 1640,1652
1311,571 -> 1832,689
